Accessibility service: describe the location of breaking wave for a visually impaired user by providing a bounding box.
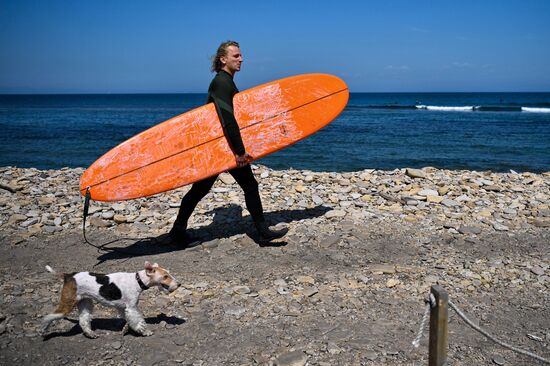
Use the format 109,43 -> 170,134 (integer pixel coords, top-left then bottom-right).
350,105 -> 550,113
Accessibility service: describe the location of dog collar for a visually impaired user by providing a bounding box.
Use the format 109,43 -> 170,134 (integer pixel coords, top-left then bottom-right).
135,272 -> 149,290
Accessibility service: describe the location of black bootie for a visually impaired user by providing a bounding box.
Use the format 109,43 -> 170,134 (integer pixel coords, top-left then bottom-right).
255,221 -> 288,240
167,225 -> 198,246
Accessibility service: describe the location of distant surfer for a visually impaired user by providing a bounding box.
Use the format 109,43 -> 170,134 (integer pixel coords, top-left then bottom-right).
168,41 -> 288,245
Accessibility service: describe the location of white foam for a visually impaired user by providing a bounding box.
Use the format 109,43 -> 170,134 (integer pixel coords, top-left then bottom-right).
522,107 -> 550,113
416,105 -> 474,111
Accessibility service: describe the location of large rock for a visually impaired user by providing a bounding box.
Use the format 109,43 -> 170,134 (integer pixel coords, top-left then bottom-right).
405,168 -> 427,179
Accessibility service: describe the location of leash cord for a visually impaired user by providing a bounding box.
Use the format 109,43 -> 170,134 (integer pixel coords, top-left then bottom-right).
82,189 -> 150,255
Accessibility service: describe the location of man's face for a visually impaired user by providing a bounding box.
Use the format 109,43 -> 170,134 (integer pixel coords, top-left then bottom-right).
221,45 -> 243,74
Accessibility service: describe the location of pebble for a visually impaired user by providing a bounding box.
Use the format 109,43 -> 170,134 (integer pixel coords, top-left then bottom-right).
274,350 -> 307,366
219,173 -> 235,185
531,266 -> 545,276
102,211 -> 115,220
370,264 -> 396,274
325,210 -> 346,218
386,279 -> 399,288
418,189 -> 438,197
493,222 -> 509,231
405,168 -> 427,179
224,306 -> 246,318
458,226 -> 482,235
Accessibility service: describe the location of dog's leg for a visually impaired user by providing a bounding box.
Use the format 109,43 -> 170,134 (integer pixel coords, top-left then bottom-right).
77,299 -> 97,339
124,307 -> 152,337
41,279 -> 77,336
41,313 -> 65,335
118,308 -> 130,335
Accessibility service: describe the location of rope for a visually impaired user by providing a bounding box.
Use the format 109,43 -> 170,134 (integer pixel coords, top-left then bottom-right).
411,290 -> 550,364
448,299 -> 550,365
412,294 -> 435,348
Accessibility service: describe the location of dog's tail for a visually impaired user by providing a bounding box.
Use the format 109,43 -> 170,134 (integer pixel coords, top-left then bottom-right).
45,265 -> 64,279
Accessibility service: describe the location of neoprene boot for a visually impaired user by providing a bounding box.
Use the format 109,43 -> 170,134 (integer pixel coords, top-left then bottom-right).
255,221 -> 288,240
168,225 -> 198,246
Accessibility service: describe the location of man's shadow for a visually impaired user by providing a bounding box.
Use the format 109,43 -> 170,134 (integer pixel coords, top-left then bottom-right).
95,204 -> 331,263
42,313 -> 185,340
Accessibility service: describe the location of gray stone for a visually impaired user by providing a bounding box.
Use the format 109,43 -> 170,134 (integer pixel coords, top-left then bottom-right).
101,211 -> 115,220
233,286 -> 251,295
531,266 -> 546,276
325,210 -> 346,218
89,216 -> 112,228
112,203 -> 126,211
312,194 -> 324,205
274,350 -> 307,366
492,355 -> 506,365
20,218 -> 39,227
418,189 -> 438,197
219,173 -> 235,185
493,222 -> 509,231
532,219 -> 550,227
458,226 -> 482,235
370,264 -> 396,274
405,168 -> 427,179
441,199 -> 460,207
224,306 -> 246,318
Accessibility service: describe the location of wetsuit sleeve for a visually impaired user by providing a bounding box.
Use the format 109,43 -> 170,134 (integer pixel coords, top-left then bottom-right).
210,78 -> 246,156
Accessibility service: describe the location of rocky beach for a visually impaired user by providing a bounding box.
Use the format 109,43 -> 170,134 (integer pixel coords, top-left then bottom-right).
0,165 -> 549,365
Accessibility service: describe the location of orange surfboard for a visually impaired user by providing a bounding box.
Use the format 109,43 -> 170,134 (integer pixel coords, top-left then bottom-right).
80,73 -> 349,201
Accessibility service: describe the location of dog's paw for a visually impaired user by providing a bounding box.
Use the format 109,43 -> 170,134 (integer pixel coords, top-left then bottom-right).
140,329 -> 153,337
83,331 -> 99,339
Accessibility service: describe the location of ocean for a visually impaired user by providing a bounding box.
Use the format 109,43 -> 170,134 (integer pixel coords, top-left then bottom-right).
1,93 -> 549,173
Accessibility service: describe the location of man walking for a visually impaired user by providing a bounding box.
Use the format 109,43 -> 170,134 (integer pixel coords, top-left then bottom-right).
169,41 -> 287,245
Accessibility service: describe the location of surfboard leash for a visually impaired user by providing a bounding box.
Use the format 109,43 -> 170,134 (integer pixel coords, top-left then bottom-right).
82,188 -> 148,255
82,188 -> 113,251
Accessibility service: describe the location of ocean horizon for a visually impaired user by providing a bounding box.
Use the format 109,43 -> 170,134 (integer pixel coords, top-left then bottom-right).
1,92 -> 549,173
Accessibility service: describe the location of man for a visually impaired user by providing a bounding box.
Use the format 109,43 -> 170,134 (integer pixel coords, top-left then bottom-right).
169,41 -> 287,244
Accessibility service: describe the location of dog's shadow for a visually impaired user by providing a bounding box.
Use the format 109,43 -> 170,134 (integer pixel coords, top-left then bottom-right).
94,204 -> 331,263
42,313 -> 185,340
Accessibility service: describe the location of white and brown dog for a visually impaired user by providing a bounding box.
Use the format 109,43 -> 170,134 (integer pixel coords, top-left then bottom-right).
41,261 -> 179,338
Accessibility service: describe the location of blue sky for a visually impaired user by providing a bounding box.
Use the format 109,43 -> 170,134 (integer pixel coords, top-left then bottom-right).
1,0 -> 549,93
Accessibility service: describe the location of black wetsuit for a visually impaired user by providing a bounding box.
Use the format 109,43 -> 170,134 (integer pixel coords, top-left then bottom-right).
171,70 -> 265,235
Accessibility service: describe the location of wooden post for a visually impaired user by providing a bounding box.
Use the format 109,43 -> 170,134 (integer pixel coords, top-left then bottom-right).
429,285 -> 448,366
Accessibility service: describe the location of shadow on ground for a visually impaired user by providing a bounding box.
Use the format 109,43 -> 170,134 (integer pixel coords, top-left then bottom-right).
42,313 -> 186,340
93,204 -> 331,263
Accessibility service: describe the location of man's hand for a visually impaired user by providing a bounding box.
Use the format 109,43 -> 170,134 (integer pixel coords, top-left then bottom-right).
235,153 -> 253,168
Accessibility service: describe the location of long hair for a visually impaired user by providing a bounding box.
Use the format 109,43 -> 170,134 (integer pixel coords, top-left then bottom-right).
211,40 -> 240,73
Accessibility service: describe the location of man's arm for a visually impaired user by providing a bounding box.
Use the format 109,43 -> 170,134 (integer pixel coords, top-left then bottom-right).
210,79 -> 246,156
